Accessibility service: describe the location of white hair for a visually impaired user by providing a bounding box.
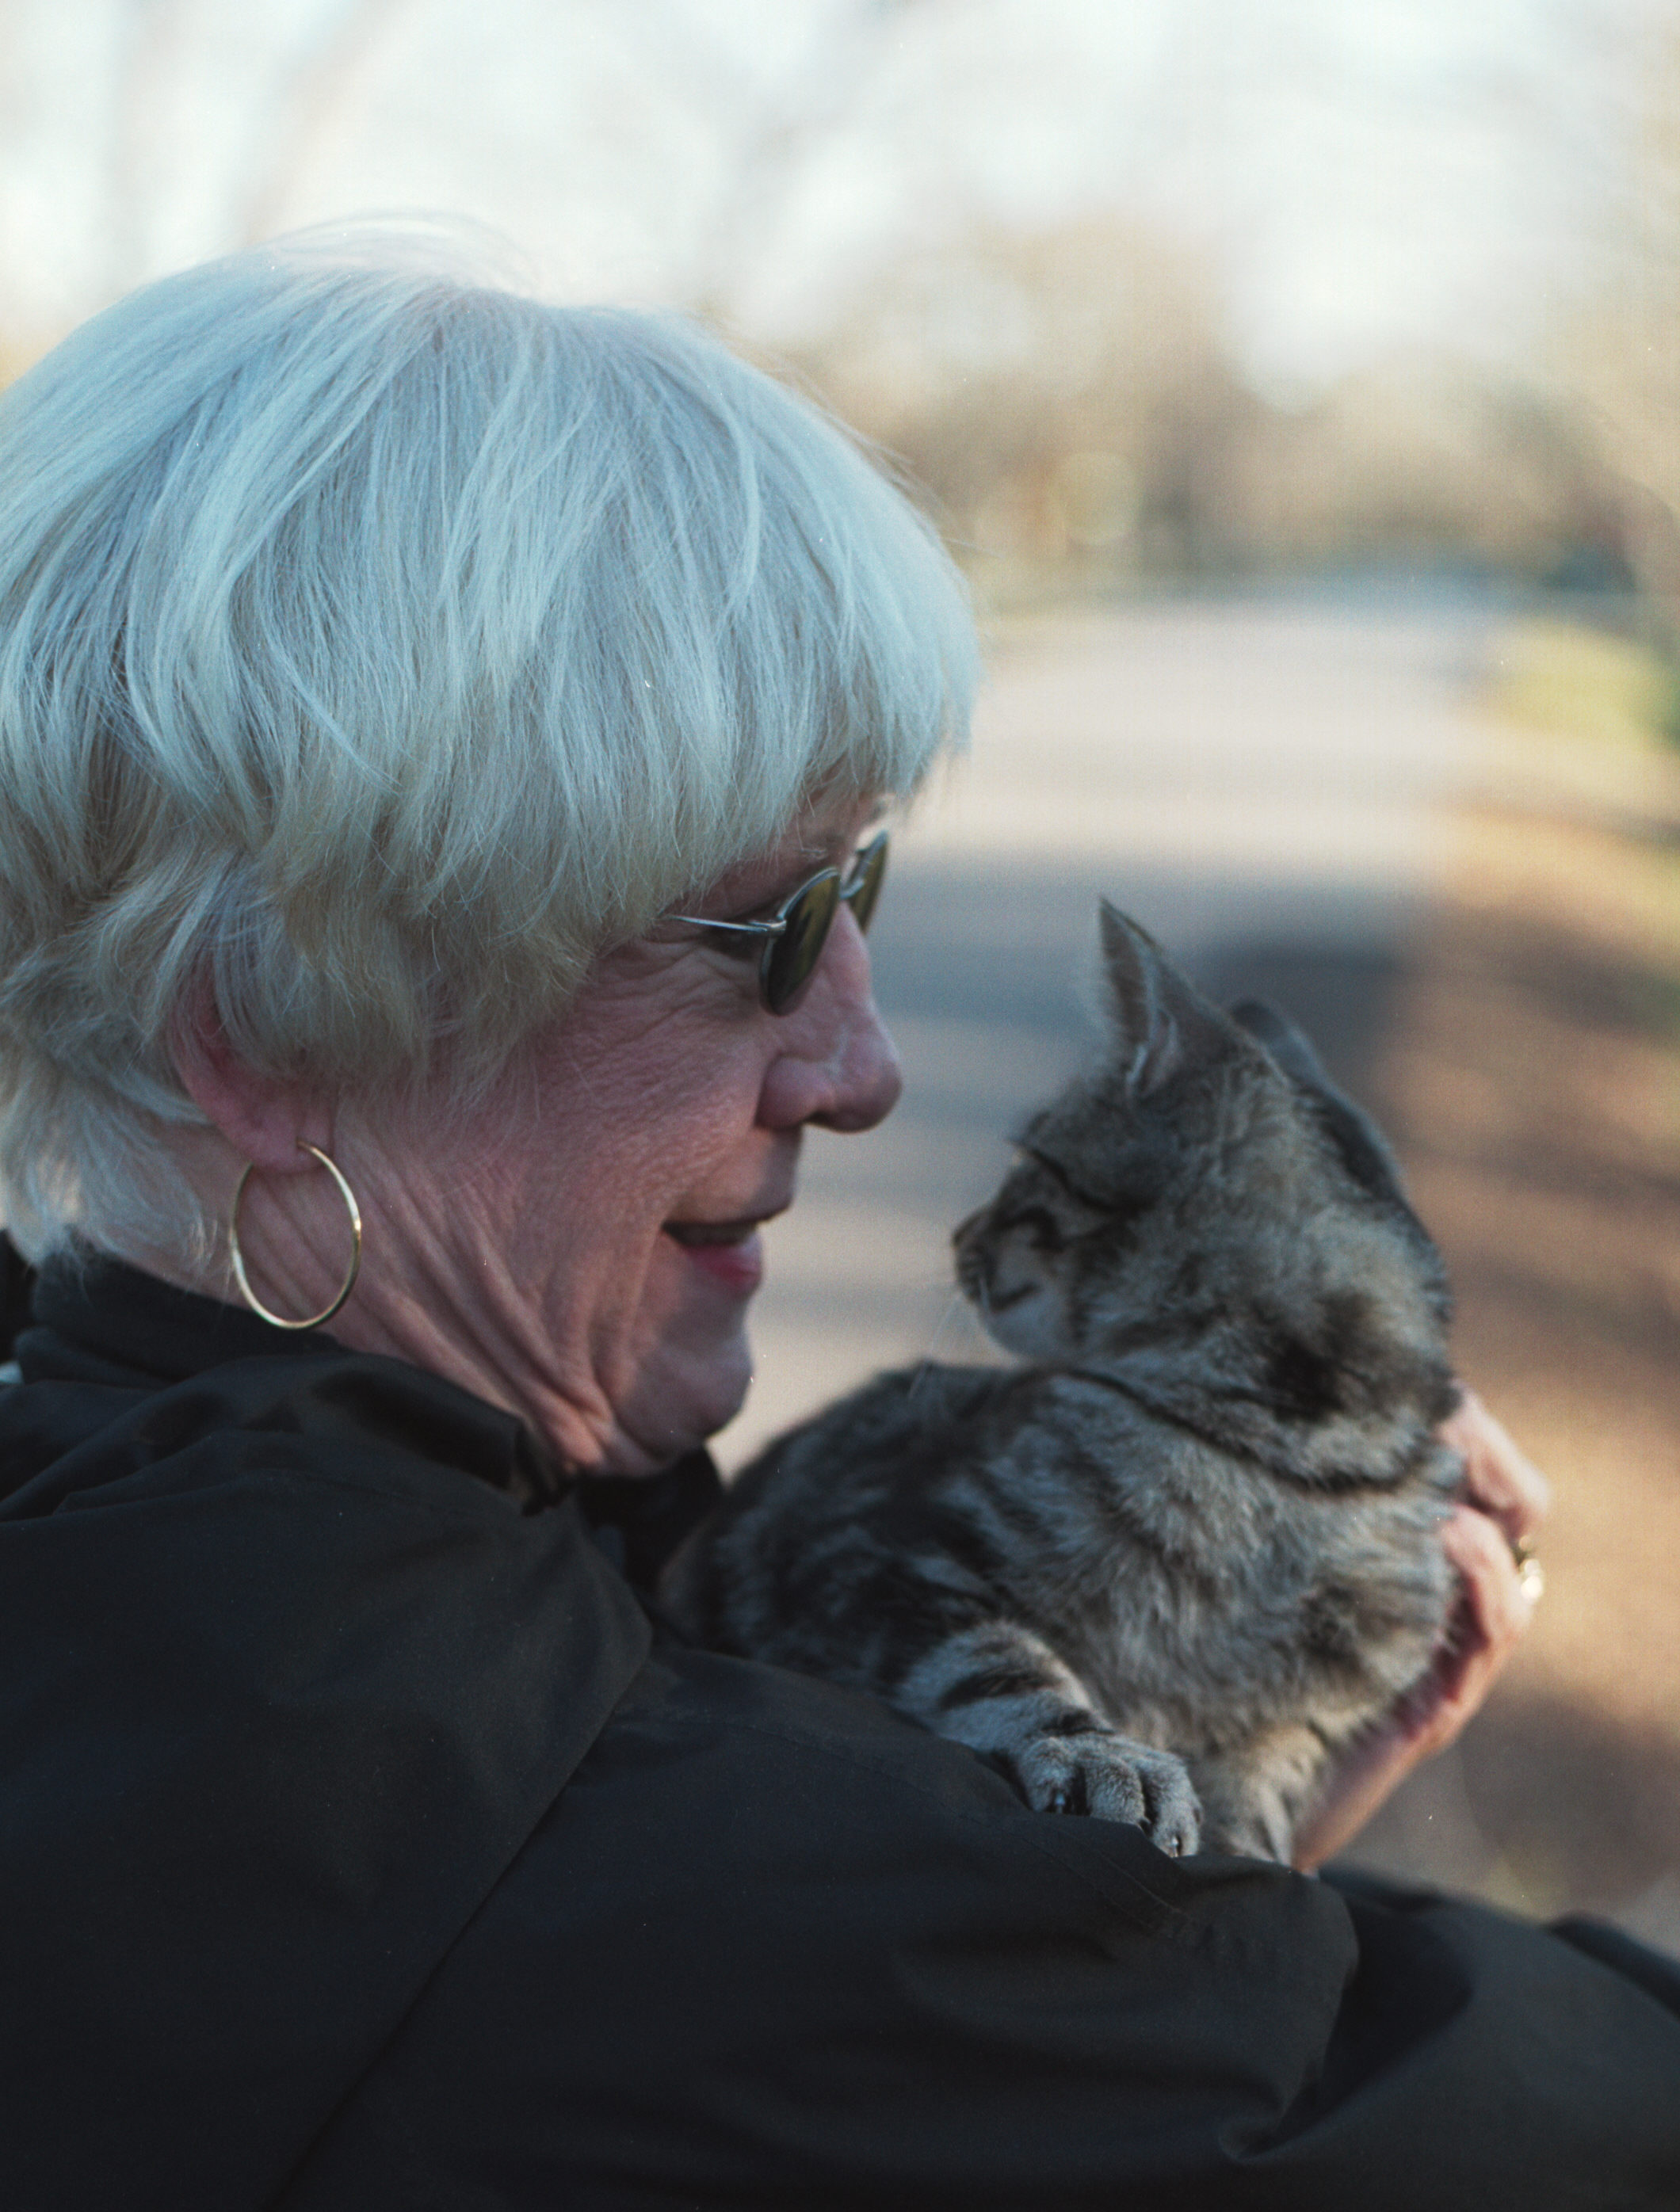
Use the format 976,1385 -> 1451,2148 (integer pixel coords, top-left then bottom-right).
0,228 -> 976,1264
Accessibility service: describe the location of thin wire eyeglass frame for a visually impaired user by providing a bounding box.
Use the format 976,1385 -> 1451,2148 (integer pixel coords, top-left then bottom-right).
671,830 -> 889,1016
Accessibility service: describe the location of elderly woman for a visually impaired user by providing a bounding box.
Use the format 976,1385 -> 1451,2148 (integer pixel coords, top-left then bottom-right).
0,238 -> 1675,2212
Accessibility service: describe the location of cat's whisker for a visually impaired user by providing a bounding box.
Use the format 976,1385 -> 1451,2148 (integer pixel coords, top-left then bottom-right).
911,1295 -> 970,1399
928,1291 -> 968,1350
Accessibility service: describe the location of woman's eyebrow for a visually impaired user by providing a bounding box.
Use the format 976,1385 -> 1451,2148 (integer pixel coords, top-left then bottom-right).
719,833 -> 850,917
674,865 -> 797,930
716,871 -> 808,922
689,811 -> 879,924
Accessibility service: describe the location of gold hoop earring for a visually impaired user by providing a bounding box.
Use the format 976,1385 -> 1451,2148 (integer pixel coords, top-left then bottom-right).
228,1142 -> 363,1331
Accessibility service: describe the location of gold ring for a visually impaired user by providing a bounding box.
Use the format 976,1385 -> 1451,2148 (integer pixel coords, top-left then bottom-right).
1510,1536 -> 1545,1604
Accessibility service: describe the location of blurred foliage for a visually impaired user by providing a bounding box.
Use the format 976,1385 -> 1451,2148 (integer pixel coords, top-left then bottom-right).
0,341 -> 37,395
787,217 -> 1252,582
1487,620 -> 1680,753
1226,364 -> 1624,582
1567,25 -> 1680,652
788,215 -> 1627,605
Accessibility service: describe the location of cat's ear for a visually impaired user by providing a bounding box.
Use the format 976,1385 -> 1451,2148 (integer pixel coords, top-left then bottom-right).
1228,1001 -> 1331,1093
1098,903 -> 1230,1097
1229,997 -> 1411,1203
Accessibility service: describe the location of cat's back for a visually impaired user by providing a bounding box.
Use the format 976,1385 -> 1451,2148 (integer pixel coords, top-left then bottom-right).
663,1363 -> 1000,1647
664,1355 -> 1225,1674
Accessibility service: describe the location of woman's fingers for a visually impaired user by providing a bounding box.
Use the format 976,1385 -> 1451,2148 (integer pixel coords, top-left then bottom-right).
1414,1505 -> 1534,1752
1295,1503 -> 1533,1868
1440,1386 -> 1551,1546
1296,1393 -> 1548,1871
1441,1501 -> 1535,1649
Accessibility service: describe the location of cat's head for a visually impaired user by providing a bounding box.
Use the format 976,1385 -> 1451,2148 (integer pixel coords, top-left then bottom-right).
953,905 -> 1456,1466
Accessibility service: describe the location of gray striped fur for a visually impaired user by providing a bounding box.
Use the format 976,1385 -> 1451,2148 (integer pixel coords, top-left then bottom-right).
666,906 -> 1462,1861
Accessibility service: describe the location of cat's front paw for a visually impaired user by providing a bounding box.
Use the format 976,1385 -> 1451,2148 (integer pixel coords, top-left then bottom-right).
1014,1730 -> 1202,1856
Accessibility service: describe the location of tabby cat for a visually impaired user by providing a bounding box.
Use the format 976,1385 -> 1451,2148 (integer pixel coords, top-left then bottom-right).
665,906 -> 1464,1862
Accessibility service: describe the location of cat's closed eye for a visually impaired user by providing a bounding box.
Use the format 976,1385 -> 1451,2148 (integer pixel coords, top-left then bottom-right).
1014,1145 -> 1111,1215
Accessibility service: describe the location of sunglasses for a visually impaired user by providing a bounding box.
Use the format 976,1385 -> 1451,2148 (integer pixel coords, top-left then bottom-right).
672,830 -> 889,1016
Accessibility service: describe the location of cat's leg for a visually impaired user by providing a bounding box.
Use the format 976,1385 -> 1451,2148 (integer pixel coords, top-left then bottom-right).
1189,1727 -> 1331,1862
898,1620 -> 1202,1856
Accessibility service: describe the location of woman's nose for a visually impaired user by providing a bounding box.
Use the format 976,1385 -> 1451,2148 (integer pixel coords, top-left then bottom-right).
756,911 -> 903,1134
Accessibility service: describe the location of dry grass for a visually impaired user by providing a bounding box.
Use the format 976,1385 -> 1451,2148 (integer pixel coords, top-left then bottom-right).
1345,639 -> 1680,1943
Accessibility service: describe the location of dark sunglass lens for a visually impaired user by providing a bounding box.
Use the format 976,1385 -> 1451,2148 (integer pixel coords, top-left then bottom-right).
845,833 -> 888,936
762,870 -> 842,1014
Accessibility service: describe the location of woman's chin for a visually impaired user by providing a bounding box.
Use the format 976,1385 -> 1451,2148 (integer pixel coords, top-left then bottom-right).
631,1306 -> 758,1459
684,1314 -> 755,1436
617,1329 -> 754,1467
594,1234 -> 764,1468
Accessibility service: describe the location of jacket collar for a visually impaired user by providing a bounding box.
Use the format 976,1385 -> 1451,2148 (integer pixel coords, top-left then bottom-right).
15,1248 -> 724,1551
23,1248 -> 342,1386
14,1249 -> 563,1503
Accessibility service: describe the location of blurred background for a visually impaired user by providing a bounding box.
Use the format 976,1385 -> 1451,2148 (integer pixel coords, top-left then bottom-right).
2,0 -> 1677,1946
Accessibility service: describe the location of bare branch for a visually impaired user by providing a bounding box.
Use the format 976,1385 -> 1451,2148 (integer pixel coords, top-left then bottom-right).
237,0 -> 414,248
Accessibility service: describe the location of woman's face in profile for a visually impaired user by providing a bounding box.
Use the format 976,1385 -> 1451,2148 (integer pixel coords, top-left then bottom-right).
467,797 -> 903,1474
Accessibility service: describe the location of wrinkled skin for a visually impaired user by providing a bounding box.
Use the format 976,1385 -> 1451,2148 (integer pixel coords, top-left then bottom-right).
164,797 -> 900,1475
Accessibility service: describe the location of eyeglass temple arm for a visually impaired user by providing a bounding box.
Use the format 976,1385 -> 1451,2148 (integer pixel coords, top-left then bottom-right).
670,865 -> 872,940
668,913 -> 789,939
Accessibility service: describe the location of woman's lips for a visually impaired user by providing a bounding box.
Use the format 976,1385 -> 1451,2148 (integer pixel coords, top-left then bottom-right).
663,1219 -> 769,1295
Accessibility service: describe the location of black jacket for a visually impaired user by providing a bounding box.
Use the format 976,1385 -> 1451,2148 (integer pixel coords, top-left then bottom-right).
2,1257 -> 1678,2210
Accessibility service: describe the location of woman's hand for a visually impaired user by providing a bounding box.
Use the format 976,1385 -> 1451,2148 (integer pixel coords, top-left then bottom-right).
1290,1389 -> 1552,1873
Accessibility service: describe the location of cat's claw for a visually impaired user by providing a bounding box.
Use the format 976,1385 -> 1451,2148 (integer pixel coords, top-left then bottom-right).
1018,1730 -> 1201,1858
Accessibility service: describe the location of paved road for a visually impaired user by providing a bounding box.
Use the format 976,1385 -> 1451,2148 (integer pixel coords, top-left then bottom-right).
720,594 -> 1499,1466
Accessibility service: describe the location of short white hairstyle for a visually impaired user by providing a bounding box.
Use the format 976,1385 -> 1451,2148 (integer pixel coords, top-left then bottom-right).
0,229 -> 976,1264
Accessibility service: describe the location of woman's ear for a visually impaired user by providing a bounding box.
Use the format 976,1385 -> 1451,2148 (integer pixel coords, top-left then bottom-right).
170,979 -> 330,1174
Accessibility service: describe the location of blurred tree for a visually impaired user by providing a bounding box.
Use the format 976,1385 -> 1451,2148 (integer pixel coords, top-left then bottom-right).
793,215 -> 1615,597
637,0 -> 934,326
0,0 -> 420,354
1227,358 -> 1622,581
0,0 -> 1625,598
795,215 -> 1259,583
237,0 -> 418,248
1569,19 -> 1680,627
